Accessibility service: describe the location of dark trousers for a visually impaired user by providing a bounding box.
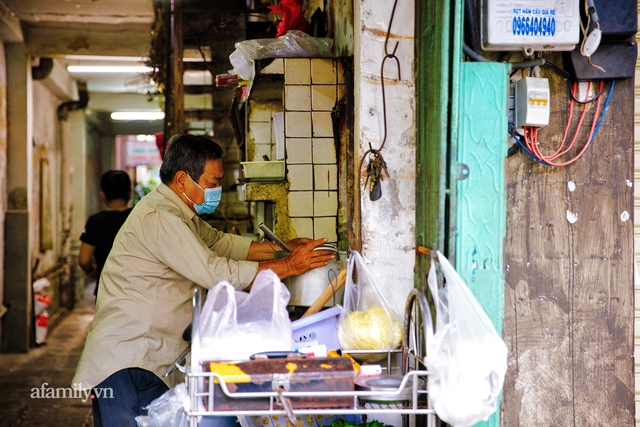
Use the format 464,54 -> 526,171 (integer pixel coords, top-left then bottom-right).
91,367 -> 169,427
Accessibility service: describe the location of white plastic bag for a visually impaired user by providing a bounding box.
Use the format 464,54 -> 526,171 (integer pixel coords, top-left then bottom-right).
337,251 -> 402,359
135,383 -> 188,427
199,269 -> 294,361
425,251 -> 508,427
230,30 -> 333,80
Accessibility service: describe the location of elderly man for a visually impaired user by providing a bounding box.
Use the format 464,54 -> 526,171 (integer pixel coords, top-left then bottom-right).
73,134 -> 334,426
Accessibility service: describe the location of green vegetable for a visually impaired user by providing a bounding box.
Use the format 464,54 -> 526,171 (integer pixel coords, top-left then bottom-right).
329,419 -> 394,427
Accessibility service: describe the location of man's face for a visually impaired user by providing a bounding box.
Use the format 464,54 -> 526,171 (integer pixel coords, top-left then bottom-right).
184,158 -> 224,205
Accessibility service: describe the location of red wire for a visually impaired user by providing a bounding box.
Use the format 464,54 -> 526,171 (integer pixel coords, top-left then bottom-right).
527,81 -> 603,167
549,82 -> 577,158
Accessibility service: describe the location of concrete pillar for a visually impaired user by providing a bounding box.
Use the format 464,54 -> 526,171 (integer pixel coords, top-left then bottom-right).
69,109 -> 87,247
2,43 -> 33,352
354,1 -> 416,315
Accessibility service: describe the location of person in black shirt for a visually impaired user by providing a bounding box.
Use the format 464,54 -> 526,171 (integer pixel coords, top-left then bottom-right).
78,170 -> 133,298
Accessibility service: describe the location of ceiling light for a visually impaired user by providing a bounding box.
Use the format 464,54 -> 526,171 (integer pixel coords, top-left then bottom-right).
68,65 -> 153,73
111,112 -> 164,121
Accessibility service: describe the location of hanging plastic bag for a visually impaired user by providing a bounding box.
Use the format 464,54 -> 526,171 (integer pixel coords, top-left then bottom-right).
135,383 -> 188,427
337,251 -> 402,361
425,250 -> 508,427
199,269 -> 294,362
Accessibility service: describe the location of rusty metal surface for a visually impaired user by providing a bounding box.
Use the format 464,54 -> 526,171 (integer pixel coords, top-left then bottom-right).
204,356 -> 355,411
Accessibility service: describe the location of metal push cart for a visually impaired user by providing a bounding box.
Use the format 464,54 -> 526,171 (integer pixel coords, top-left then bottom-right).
185,288 -> 436,427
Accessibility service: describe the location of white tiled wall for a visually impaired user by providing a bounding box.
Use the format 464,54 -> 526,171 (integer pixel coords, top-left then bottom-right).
246,100 -> 283,161
284,58 -> 345,243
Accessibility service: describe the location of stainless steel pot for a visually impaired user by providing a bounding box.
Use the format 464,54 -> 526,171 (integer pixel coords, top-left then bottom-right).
284,251 -> 347,307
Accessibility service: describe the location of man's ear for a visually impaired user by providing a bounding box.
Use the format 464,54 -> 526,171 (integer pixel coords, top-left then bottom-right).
173,171 -> 188,192
99,191 -> 107,203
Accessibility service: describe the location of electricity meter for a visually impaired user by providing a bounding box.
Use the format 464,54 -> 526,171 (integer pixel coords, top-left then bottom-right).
481,0 -> 580,53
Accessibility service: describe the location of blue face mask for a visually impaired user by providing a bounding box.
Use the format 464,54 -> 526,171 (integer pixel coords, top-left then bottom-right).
183,174 -> 222,215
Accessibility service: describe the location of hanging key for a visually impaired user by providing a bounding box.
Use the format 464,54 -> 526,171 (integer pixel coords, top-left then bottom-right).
368,154 -> 384,201
363,159 -> 377,194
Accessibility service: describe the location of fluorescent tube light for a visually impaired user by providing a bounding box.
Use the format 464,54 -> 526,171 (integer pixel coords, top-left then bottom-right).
68,65 -> 153,73
111,112 -> 164,121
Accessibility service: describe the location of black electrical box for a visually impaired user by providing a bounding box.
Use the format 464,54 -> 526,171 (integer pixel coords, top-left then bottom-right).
565,0 -> 637,81
589,0 -> 637,40
565,41 -> 637,81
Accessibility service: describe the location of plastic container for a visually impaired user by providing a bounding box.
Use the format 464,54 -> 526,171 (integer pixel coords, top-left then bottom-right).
272,112 -> 285,160
291,305 -> 342,351
240,161 -> 285,181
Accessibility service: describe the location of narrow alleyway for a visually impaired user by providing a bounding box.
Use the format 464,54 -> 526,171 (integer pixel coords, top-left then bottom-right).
0,284 -> 95,427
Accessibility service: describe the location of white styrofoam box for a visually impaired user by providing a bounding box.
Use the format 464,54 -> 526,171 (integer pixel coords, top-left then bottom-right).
285,111 -> 312,138
314,216 -> 337,242
515,77 -> 550,128
311,58 -> 336,85
287,164 -> 313,191
312,111 -> 333,138
286,138 -> 312,164
313,138 -> 337,164
312,85 -> 337,111
285,85 -> 311,111
290,217 -> 314,239
314,164 -> 338,190
291,305 -> 342,350
284,58 -> 311,85
289,191 -> 314,217
314,191 -> 338,217
481,0 -> 580,52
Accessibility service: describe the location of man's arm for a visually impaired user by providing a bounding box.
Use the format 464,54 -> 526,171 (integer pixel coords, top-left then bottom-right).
254,238 -> 335,280
245,238 -> 312,261
78,242 -> 97,277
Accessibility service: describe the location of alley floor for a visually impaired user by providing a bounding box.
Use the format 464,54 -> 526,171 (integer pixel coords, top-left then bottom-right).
0,285 -> 95,427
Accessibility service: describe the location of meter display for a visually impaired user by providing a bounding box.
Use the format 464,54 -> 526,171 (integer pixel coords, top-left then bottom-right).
481,0 -> 580,52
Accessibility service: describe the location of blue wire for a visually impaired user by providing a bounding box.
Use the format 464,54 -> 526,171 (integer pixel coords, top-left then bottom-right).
514,80 -> 615,166
585,80 -> 615,147
513,134 -> 550,165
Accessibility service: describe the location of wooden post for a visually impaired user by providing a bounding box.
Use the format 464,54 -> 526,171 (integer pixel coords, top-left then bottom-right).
165,0 -> 184,140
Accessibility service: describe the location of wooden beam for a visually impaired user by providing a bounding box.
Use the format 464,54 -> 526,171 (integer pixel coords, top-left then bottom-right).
24,27 -> 150,57
0,0 -> 23,43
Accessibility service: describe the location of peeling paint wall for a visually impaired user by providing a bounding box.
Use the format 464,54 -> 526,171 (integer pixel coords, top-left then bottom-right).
31,82 -> 60,273
354,0 -> 416,319
31,81 -> 66,314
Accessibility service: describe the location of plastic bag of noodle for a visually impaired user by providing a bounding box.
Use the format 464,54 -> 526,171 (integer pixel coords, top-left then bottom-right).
337,251 -> 402,361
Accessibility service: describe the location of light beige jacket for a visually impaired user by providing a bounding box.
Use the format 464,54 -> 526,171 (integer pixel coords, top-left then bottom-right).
73,183 -> 258,389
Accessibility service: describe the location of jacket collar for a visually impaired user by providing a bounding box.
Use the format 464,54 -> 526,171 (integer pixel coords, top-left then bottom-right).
157,183 -> 197,220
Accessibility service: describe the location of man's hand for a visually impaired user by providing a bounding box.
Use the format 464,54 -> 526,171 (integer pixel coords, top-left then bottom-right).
284,237 -> 312,251
256,238 -> 335,279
